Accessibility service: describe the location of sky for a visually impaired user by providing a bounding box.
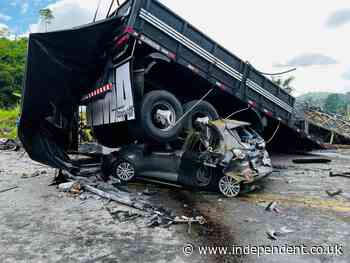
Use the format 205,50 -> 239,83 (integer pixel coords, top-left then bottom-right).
0,0 -> 350,96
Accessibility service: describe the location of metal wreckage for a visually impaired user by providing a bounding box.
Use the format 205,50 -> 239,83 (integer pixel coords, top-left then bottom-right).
103,118 -> 273,197
17,0 -> 288,198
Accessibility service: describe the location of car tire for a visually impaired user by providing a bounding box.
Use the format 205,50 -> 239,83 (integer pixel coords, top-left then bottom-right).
218,175 -> 241,198
114,161 -> 136,182
183,100 -> 219,132
140,90 -> 184,142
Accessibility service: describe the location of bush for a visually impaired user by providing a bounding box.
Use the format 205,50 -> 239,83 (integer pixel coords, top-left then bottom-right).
0,106 -> 20,139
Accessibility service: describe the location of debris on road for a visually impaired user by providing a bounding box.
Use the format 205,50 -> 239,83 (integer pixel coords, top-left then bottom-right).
330,172 -> 350,179
293,158 -> 332,164
279,226 -> 295,235
266,229 -> 278,240
0,186 -> 18,194
21,170 -> 47,179
106,208 -> 142,223
60,170 -> 207,230
326,189 -> 343,197
58,182 -> 81,194
174,215 -> 206,225
267,226 -> 295,240
0,139 -> 19,151
174,215 -> 206,234
142,187 -> 158,196
265,201 -> 281,214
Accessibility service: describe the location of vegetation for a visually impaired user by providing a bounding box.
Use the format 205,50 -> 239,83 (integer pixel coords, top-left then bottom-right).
0,106 -> 20,139
272,76 -> 295,94
298,92 -> 350,119
39,8 -> 54,32
0,37 -> 28,109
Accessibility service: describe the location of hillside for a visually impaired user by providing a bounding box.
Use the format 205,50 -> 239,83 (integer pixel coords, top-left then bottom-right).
297,92 -> 350,117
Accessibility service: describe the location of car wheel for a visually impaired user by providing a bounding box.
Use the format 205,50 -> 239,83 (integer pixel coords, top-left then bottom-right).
218,175 -> 241,198
114,161 -> 135,182
195,166 -> 213,188
141,90 -> 184,142
183,100 -> 219,132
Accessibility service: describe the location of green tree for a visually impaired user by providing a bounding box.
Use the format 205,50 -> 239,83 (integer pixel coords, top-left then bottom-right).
0,38 -> 28,108
39,8 -> 54,32
0,26 -> 9,38
272,76 -> 295,94
324,94 -> 345,114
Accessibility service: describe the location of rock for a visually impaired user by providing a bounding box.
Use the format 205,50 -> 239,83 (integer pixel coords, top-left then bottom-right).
265,201 -> 280,213
266,229 -> 278,240
58,182 -> 76,192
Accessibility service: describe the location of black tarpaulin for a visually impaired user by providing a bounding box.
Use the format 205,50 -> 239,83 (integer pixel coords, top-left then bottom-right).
19,17 -> 123,169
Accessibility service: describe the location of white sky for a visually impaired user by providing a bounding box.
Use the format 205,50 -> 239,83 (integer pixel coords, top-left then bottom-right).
29,0 -> 350,96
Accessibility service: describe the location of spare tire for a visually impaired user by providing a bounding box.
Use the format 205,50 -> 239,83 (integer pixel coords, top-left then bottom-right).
183,100 -> 219,132
140,90 -> 184,142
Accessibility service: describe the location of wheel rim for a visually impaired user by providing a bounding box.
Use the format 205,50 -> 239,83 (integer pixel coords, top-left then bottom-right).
152,101 -> 176,131
195,166 -> 212,187
116,162 -> 135,181
219,176 -> 241,197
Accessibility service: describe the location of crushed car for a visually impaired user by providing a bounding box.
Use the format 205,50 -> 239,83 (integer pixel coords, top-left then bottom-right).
103,118 -> 273,197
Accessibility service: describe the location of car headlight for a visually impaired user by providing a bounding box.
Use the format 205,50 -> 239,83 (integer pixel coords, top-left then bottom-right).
233,149 -> 246,160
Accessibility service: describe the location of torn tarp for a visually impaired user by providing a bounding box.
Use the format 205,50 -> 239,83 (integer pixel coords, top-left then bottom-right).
19,17 -> 124,169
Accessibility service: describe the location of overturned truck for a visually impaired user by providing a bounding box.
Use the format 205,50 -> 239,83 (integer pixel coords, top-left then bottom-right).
19,0 -> 309,171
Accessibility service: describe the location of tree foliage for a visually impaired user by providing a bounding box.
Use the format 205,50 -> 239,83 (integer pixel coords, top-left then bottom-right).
39,8 -> 54,32
324,93 -> 347,115
0,37 -> 28,108
272,76 -> 295,94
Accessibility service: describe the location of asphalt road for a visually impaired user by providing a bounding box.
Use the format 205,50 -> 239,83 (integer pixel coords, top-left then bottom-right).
0,150 -> 349,263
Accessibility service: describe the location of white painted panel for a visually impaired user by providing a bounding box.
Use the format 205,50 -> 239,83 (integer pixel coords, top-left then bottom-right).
112,62 -> 135,124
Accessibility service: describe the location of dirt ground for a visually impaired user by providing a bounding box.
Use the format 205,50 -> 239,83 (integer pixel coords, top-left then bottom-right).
0,149 -> 349,263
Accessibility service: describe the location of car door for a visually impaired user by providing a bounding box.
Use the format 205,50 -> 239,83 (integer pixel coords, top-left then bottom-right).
138,150 -> 181,182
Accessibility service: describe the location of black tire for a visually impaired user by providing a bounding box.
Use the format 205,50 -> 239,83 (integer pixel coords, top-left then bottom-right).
183,100 -> 219,132
140,90 -> 184,143
101,154 -> 118,178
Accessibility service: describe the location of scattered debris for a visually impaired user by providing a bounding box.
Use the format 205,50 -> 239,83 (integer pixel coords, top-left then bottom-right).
273,164 -> 288,170
244,217 -> 259,223
330,172 -> 350,179
174,216 -> 206,234
79,192 -> 95,201
59,170 -> 207,230
267,226 -> 295,240
142,187 -> 158,196
293,158 -> 332,164
0,186 -> 18,194
265,201 -> 280,213
22,170 -> 47,179
146,213 -> 169,228
266,229 -> 278,240
0,139 -> 19,151
279,226 -> 295,235
58,182 -> 78,193
106,208 -> 142,223
326,189 -> 343,197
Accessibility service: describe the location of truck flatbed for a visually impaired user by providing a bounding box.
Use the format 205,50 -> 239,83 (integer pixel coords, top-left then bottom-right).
117,0 -> 295,123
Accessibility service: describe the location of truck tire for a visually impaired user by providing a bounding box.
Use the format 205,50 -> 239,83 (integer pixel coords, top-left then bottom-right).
183,100 -> 219,132
140,90 -> 184,142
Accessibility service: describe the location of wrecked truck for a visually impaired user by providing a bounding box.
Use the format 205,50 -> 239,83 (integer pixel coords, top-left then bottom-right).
104,118 -> 273,197
19,0 -> 287,177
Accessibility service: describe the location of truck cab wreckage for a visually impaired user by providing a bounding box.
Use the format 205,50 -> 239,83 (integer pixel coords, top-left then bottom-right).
19,0 -> 328,197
